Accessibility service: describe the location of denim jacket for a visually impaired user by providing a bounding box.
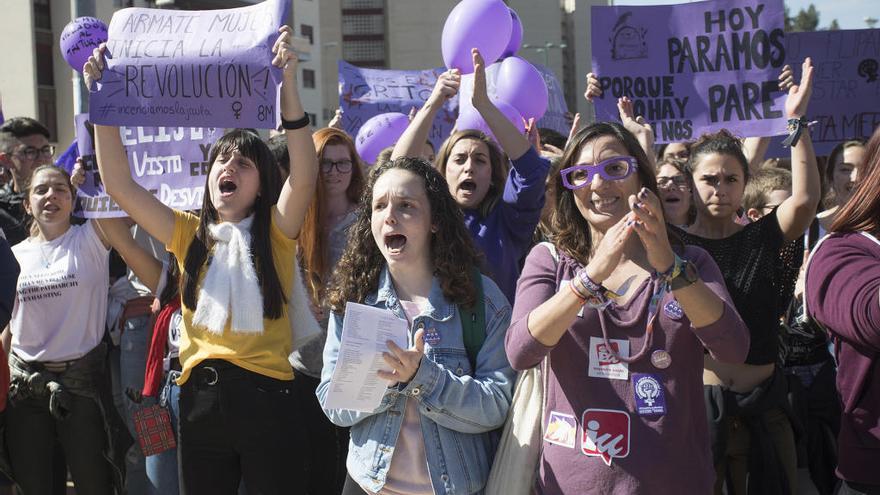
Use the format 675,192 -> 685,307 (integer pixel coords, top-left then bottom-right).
317,267 -> 515,495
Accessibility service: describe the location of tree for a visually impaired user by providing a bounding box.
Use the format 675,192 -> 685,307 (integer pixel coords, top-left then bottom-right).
784,2 -> 840,32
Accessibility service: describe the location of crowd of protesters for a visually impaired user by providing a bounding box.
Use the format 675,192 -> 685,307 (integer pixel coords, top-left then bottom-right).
0,22 -> 877,495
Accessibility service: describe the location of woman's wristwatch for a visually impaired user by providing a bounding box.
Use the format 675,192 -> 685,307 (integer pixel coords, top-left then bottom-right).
667,255 -> 699,291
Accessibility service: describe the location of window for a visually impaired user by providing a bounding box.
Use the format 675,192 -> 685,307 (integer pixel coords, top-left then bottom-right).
343,40 -> 385,63
307,113 -> 316,126
342,0 -> 383,8
300,24 -> 313,44
302,69 -> 315,89
342,15 -> 384,36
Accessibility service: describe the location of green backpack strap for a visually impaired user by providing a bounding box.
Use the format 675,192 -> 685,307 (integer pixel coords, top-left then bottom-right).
459,267 -> 486,373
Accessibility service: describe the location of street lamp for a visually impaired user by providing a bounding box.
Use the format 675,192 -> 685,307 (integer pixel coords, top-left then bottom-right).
521,42 -> 567,66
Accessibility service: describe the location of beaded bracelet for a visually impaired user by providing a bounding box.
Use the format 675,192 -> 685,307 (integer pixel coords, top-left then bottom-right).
573,270 -> 613,309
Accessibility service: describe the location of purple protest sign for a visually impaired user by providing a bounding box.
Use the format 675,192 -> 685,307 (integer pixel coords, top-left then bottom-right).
338,61 -> 458,153
764,29 -> 880,158
74,113 -> 220,218
89,0 -> 288,129
591,0 -> 788,143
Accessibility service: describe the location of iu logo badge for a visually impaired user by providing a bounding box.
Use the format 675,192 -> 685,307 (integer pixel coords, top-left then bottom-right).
581,409 -> 630,466
588,337 -> 630,380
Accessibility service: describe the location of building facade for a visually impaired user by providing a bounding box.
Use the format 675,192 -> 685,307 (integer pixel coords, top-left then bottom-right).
0,0 -> 606,147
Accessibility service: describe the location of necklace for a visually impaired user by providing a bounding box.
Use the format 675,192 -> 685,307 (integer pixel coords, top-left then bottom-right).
38,240 -> 54,269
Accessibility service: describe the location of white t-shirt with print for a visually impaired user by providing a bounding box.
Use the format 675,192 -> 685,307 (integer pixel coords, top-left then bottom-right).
10,222 -> 110,362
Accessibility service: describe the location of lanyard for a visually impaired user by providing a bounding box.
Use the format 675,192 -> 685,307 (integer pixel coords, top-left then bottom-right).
597,278 -> 666,364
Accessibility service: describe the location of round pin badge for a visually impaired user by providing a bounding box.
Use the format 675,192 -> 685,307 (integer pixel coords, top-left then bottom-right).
651,350 -> 672,369
424,328 -> 441,346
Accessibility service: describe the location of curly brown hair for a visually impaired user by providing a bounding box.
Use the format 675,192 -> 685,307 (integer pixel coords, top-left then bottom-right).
327,156 -> 482,313
550,122 -> 669,266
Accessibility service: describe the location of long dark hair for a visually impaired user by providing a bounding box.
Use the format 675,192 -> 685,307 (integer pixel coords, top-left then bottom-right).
327,156 -> 482,313
181,129 -> 286,319
550,122 -> 667,266
831,127 -> 880,234
685,129 -> 750,184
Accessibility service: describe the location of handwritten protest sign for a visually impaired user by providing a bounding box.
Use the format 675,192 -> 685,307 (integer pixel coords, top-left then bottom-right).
338,61 -> 457,152
764,28 -> 880,157
89,0 -> 287,129
591,0 -> 788,143
74,114 -> 219,217
458,62 -> 570,136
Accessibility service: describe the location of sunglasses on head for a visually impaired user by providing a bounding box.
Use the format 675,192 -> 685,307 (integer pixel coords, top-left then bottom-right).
560,156 -> 638,190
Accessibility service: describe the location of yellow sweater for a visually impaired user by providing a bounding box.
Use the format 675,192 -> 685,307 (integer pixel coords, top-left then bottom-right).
168,210 -> 296,384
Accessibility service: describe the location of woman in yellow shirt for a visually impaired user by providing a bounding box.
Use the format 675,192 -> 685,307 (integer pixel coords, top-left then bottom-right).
84,27 -> 317,494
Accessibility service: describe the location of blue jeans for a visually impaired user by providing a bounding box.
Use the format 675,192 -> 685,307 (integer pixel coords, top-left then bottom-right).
118,315 -> 152,495
145,372 -> 180,495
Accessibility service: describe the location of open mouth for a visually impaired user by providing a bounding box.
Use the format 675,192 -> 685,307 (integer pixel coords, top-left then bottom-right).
663,197 -> 681,204
459,180 -> 477,192
591,196 -> 618,209
384,233 -> 407,255
219,178 -> 238,195
43,204 -> 60,213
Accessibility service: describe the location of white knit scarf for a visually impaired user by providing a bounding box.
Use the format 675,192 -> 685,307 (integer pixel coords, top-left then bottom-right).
192,215 -> 264,335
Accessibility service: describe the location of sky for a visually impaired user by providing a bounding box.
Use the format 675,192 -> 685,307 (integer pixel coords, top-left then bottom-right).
612,0 -> 880,30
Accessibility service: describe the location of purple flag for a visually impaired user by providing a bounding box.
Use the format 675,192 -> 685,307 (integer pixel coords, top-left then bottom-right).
338,61 -> 458,152
764,29 -> 880,158
89,0 -> 288,129
591,0 -> 788,143
74,113 -> 220,218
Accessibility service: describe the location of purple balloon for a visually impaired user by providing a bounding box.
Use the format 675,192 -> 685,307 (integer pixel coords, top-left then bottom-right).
355,113 -> 410,165
59,17 -> 108,72
455,99 -> 525,142
501,9 -> 523,59
495,56 -> 549,121
441,0 -> 512,74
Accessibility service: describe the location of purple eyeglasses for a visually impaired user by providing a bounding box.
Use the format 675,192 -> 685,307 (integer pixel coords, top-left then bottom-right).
560,156 -> 639,190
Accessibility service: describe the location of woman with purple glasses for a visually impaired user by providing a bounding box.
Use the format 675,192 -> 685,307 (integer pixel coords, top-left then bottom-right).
505,121 -> 749,494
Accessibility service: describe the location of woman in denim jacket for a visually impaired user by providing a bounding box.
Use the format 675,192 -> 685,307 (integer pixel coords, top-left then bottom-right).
317,156 -> 515,495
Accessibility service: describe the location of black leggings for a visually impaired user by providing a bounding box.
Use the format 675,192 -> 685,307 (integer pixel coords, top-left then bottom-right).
341,473 -> 369,495
178,361 -> 309,495
5,393 -> 114,495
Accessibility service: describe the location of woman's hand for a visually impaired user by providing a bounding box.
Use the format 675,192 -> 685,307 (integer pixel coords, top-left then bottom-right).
71,158 -> 86,189
272,26 -> 299,80
778,64 -> 794,92
629,187 -> 675,273
584,73 -> 602,102
785,58 -> 814,119
428,69 -> 461,108
83,44 -> 107,91
471,48 -> 491,110
378,329 -> 425,386
585,213 -> 637,284
328,108 -> 344,130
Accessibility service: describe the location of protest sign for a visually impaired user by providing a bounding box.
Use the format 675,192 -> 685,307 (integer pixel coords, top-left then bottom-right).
74,114 -> 220,217
338,61 -> 457,152
90,0 -> 288,129
764,28 -> 880,157
458,62 -> 570,136
591,0 -> 788,143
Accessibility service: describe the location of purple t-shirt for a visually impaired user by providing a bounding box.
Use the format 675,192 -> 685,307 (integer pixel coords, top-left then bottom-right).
805,231 -> 880,486
506,243 -> 749,495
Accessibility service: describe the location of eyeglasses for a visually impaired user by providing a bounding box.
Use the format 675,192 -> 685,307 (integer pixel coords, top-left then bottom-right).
657,175 -> 690,189
15,145 -> 55,161
560,156 -> 638,190
320,158 -> 353,174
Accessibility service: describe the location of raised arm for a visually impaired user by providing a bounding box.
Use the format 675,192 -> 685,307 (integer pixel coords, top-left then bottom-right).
776,58 -> 821,242
93,219 -> 163,293
471,49 -> 530,160
85,45 -> 176,245
273,26 -> 318,239
391,70 -> 460,160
